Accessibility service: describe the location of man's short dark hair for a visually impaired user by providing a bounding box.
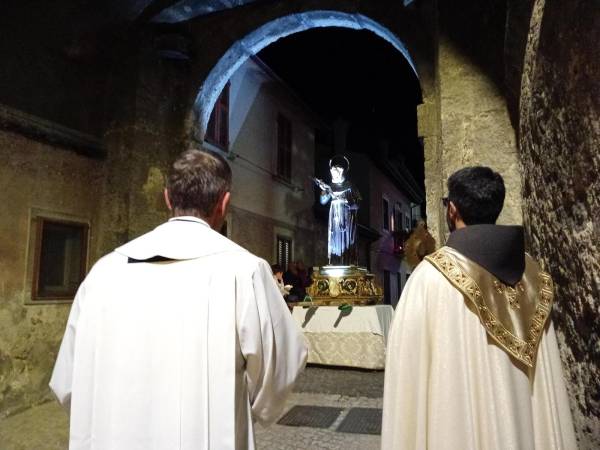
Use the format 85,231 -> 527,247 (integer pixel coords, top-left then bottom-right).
447,166 -> 505,225
271,264 -> 283,274
167,149 -> 232,218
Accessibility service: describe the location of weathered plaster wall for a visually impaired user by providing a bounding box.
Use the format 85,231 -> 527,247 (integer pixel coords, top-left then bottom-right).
229,206 -> 324,268
224,58 -> 321,231
437,37 -> 523,240
97,42 -> 190,255
211,57 -> 326,267
520,1 -> 600,447
367,162 -> 415,306
0,129 -> 104,417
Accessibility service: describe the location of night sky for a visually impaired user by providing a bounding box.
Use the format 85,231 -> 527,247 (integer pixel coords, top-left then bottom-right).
258,28 -> 424,187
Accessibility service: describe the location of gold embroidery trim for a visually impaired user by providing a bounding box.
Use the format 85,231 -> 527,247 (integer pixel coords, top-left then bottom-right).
425,249 -> 553,368
493,280 -> 525,310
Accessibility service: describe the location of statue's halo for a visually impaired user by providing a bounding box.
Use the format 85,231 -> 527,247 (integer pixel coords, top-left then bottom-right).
329,155 -> 350,172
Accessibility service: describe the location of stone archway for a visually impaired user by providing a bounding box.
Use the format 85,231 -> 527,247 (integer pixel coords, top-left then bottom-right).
184,9 -> 445,238
110,0 -> 522,250
191,10 -> 420,141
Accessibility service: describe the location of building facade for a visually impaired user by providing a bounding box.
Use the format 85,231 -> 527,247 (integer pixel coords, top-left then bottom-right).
344,151 -> 423,307
368,162 -> 422,307
203,56 -> 327,270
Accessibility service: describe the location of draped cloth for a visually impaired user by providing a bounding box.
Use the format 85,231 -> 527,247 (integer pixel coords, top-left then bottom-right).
381,250 -> 577,450
328,195 -> 354,257
323,183 -> 359,266
50,217 -> 307,450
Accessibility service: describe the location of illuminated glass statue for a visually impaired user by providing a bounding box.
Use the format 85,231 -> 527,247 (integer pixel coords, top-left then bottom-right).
313,156 -> 361,266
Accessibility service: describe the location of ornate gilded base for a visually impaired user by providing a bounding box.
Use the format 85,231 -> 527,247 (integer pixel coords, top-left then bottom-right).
303,266 -> 383,306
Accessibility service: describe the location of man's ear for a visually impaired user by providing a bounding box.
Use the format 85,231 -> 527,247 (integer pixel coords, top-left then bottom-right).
164,188 -> 172,211
449,201 -> 466,229
448,201 -> 458,221
219,192 -> 231,216
207,191 -> 231,230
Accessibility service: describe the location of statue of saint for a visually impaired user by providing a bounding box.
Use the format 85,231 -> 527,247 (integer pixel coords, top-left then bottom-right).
313,156 -> 361,266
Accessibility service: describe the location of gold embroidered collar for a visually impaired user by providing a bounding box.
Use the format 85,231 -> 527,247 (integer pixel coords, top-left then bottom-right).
425,247 -> 553,368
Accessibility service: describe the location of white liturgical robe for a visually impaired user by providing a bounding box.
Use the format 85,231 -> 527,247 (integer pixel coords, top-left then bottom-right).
382,260 -> 577,450
50,217 -> 307,450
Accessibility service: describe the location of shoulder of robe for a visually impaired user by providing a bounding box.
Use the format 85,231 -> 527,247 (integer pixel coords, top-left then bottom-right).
86,252 -> 128,277
413,257 -> 456,288
205,249 -> 265,273
397,258 -> 460,306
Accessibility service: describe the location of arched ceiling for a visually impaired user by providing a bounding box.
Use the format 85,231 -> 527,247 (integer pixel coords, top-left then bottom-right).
120,0 -> 414,24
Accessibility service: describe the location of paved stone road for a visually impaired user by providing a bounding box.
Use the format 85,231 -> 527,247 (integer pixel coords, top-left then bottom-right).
0,366 -> 384,450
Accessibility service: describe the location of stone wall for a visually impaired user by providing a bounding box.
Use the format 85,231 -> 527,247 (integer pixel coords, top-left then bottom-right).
505,0 -> 535,128
414,1 -> 524,245
519,1 -> 600,447
229,206 -> 326,268
97,38 -> 190,254
0,3 -> 113,137
437,37 -> 523,238
0,129 -> 104,417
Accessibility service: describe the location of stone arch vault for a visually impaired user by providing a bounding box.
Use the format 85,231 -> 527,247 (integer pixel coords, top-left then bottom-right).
191,10 -> 420,141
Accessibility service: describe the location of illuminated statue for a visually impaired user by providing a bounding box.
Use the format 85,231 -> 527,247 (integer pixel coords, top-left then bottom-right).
313,155 -> 361,266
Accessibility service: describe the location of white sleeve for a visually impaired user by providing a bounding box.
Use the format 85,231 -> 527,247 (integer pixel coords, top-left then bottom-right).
381,262 -> 433,450
237,259 -> 308,425
49,281 -> 86,412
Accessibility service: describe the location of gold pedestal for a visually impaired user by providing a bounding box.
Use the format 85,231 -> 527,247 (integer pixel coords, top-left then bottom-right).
302,266 -> 383,306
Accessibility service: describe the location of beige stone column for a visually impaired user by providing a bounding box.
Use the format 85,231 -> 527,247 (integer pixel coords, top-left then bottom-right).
437,37 -> 523,240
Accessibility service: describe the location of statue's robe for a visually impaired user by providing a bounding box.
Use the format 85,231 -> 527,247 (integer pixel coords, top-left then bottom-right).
50,217 -> 307,450
320,179 -> 360,266
382,225 -> 576,450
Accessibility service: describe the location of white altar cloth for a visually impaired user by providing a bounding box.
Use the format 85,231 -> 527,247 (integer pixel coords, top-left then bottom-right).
292,305 -> 394,369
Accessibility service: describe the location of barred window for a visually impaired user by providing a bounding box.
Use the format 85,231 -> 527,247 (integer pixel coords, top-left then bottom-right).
276,236 -> 292,270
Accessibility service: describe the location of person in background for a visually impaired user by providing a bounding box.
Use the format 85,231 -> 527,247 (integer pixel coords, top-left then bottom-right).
283,262 -> 302,302
271,264 -> 292,298
295,260 -> 311,299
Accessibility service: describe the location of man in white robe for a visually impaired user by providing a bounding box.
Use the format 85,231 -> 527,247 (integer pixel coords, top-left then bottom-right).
50,149 -> 308,450
382,166 -> 577,450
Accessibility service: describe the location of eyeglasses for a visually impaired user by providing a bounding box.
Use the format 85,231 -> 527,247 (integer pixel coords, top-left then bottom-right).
442,197 -> 449,207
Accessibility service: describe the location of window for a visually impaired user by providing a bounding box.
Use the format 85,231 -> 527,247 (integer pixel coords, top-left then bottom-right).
205,84 -> 229,150
405,213 -> 411,231
397,272 -> 402,297
277,114 -> 292,181
383,270 -> 391,304
382,198 -> 390,231
33,218 -> 88,300
394,203 -> 403,232
276,236 -> 292,270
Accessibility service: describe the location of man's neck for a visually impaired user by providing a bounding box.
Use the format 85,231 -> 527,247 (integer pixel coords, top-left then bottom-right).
170,215 -> 211,227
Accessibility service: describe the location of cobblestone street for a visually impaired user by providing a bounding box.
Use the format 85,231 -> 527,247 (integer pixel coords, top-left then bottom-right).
0,366 -> 383,450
